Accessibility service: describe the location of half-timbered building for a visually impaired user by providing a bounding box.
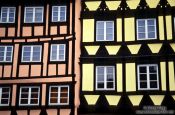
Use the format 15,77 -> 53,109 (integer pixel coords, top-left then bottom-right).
79,0 -> 175,114
0,0 -> 79,115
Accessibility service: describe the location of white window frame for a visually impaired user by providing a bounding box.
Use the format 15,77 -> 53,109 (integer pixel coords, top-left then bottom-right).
0,46 -> 13,62
137,18 -> 157,40
21,45 -> 42,62
24,7 -> 44,23
137,64 -> 159,90
0,7 -> 16,23
50,44 -> 65,61
96,66 -> 115,90
49,85 -> 69,105
19,86 -> 40,106
96,21 -> 114,41
0,87 -> 10,106
52,6 -> 67,22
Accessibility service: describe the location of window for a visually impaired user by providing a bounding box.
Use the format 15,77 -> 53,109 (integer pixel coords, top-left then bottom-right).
0,87 -> 10,106
96,21 -> 114,41
0,7 -> 15,23
24,7 -> 43,23
96,66 -> 115,90
137,64 -> 159,90
50,44 -> 65,61
137,19 -> 157,40
52,6 -> 66,22
19,86 -> 40,106
49,86 -> 69,105
22,45 -> 42,62
0,46 -> 13,62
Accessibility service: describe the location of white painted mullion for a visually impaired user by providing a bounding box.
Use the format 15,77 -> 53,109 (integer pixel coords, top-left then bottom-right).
147,66 -> 150,89
104,67 -> 107,89
30,46 -> 33,62
28,88 -> 31,105
58,7 -> 61,21
4,47 -> 7,61
0,88 -> 2,104
145,20 -> 148,39
33,8 -> 35,23
7,8 -> 9,22
104,22 -> 106,41
58,87 -> 60,104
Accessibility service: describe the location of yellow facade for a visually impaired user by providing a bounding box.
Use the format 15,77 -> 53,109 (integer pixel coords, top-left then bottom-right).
125,18 -> 135,42
83,19 -> 94,42
160,62 -> 166,91
117,63 -> 123,92
166,15 -> 173,40
82,64 -> 94,91
168,62 -> 175,91
126,63 -> 136,92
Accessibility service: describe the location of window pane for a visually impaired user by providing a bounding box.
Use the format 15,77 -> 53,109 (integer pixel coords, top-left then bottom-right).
50,98 -> 58,103
106,34 -> 113,40
1,99 -> 9,104
97,82 -> 104,88
138,27 -> 145,32
138,33 -> 145,39
21,88 -> 29,92
107,82 -> 113,88
50,93 -> 58,97
30,99 -> 38,104
139,67 -> 146,73
20,99 -> 28,104
150,81 -> 158,88
149,66 -> 157,73
139,74 -> 147,80
150,74 -> 157,80
60,98 -> 68,103
147,20 -> 155,25
138,20 -> 145,26
140,82 -> 147,88
148,26 -> 155,32
97,75 -> 104,81
51,87 -> 58,92
60,87 -> 68,92
21,94 -> 28,98
148,32 -> 155,38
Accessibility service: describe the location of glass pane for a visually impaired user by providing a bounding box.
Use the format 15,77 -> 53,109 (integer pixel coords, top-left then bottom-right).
138,27 -> 145,32
20,99 -> 28,104
0,47 -> 5,51
97,82 -> 104,88
23,57 -> 30,61
148,32 -> 155,38
6,57 -> 11,61
60,93 -> 68,97
107,75 -> 113,81
30,99 -> 38,104
50,93 -> 58,97
53,17 -> 58,22
32,56 -> 40,61
60,87 -> 68,92
31,94 -> 38,98
0,57 -> 4,61
147,20 -> 155,25
24,47 -> 31,52
139,67 -> 146,73
21,94 -> 28,98
21,88 -> 29,92
59,55 -> 64,60
97,35 -> 104,40
107,82 -> 113,88
1,99 -> 8,104
59,45 -> 65,50
60,98 -> 68,103
148,26 -> 155,32
6,52 -> 12,56
138,20 -> 145,26
1,94 -> 9,98
150,74 -> 157,80
97,22 -> 104,29
50,98 -> 58,103
106,34 -> 113,40
97,75 -> 104,81
106,22 -> 113,28
31,88 -> 39,92
97,67 -> 104,75
97,29 -> 104,35
51,87 -> 58,92
149,66 -> 157,73
140,82 -> 147,88
138,33 -> 145,39
139,74 -> 147,80
150,81 -> 158,88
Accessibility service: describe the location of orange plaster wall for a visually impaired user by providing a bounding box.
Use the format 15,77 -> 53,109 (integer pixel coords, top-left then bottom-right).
45,4 -> 49,36
60,26 -> 67,34
22,27 -> 32,36
17,6 -> 21,37
58,64 -> 66,75
17,110 -> 27,115
42,84 -> 46,105
31,65 -> 41,77
68,41 -> 72,75
0,66 -> 2,78
8,27 -> 15,37
43,43 -> 49,76
12,44 -> 19,78
60,109 -> 71,115
34,26 -> 44,36
30,110 -> 41,115
12,85 -> 17,106
0,111 -> 11,115
47,109 -> 57,115
50,26 -> 57,35
0,28 -> 6,37
48,64 -> 56,76
3,65 -> 12,78
19,65 -> 29,77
